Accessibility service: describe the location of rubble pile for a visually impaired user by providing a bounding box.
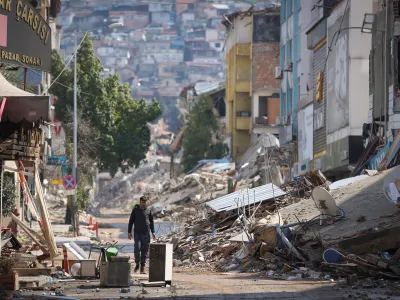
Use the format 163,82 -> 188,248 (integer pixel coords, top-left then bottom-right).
93,161 -> 170,210
154,167 -> 400,283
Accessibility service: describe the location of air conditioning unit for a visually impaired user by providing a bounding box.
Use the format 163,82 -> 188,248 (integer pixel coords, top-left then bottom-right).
274,67 -> 282,79
284,60 -> 293,72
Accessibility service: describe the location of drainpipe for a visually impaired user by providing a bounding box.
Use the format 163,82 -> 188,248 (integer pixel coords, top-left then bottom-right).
383,0 -> 389,139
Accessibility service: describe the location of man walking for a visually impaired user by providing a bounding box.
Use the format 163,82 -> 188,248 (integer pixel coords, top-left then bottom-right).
128,196 -> 156,274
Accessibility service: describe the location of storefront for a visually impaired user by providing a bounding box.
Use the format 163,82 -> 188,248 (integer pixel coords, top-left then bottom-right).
0,0 -> 52,229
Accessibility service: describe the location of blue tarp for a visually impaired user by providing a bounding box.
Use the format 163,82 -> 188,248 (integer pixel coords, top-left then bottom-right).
187,158 -> 231,174
171,41 -> 184,47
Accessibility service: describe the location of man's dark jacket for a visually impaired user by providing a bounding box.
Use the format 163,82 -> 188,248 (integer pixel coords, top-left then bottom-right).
128,205 -> 155,234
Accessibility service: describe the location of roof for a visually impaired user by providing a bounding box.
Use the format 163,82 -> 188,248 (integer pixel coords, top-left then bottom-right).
206,183 -> 286,212
222,6 -> 280,29
0,73 -> 34,97
185,61 -> 221,66
0,73 -> 50,122
195,81 -> 224,95
212,4 -> 229,10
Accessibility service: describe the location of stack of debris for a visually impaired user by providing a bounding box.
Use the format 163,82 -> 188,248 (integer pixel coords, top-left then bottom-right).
157,168 -> 400,282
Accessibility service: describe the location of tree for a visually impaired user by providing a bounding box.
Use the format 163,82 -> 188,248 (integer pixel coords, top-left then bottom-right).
49,36 -> 161,177
0,172 -> 16,217
182,96 -> 228,172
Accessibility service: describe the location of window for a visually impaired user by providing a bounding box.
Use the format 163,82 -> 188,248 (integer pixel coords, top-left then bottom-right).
286,39 -> 292,61
215,42 -> 221,47
298,77 -> 301,102
283,93 -> 287,116
297,36 -> 301,61
188,3 -> 195,9
258,96 -> 269,121
281,0 -> 286,22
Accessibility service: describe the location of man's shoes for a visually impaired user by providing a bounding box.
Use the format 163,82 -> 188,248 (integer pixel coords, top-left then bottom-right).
134,264 -> 140,273
140,265 -> 146,274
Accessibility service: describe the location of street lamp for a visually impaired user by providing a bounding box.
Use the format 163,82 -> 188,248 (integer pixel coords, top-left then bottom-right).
361,13 -> 375,34
72,22 -> 122,229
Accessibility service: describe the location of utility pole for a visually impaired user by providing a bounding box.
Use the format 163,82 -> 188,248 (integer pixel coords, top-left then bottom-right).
383,0 -> 389,138
70,31 -> 78,235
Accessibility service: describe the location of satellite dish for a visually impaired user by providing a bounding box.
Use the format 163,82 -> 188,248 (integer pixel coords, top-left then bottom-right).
382,165 -> 400,205
311,187 -> 337,225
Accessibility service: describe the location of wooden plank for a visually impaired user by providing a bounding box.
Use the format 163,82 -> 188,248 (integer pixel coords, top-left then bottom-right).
2,150 -> 39,157
0,154 -> 37,161
3,165 -> 34,177
35,168 -> 58,259
18,275 -> 49,287
22,181 -> 42,226
8,144 -> 40,153
11,214 -> 48,254
14,268 -> 55,277
12,253 -> 37,262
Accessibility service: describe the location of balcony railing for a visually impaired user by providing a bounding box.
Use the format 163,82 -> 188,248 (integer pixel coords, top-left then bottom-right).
255,117 -> 269,125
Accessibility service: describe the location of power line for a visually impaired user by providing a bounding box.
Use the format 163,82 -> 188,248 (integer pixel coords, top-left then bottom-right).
324,0 -> 350,72
42,32 -> 89,95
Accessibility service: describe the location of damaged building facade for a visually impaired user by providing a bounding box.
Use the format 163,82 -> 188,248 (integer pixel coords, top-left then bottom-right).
224,8 -> 281,162
369,0 -> 400,142
278,0 -> 373,181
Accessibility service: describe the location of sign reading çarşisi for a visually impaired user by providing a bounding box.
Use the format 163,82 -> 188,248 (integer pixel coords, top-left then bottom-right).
0,0 -> 51,71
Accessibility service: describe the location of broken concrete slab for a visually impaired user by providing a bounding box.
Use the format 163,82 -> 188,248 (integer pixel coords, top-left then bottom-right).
336,226 -> 400,255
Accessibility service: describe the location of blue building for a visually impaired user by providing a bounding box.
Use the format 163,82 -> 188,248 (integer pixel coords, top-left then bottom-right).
279,0 -> 301,148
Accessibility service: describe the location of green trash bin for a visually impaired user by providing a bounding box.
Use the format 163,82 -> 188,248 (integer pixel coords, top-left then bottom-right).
106,247 -> 119,261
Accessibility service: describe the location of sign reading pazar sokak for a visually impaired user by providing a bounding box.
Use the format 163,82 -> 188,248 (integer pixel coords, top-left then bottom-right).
0,0 -> 51,71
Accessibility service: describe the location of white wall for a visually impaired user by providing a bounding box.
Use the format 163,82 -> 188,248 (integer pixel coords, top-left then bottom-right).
182,12 -> 195,22
326,0 -> 372,144
151,12 -> 171,25
206,29 -> 218,42
225,15 -> 252,54
348,0 -> 372,133
298,0 -> 318,110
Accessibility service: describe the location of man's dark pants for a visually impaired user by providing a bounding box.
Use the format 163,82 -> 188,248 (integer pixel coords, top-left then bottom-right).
134,232 -> 150,265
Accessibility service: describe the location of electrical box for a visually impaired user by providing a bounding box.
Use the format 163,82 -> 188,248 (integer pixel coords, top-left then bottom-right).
100,261 -> 131,287
149,243 -> 173,284
80,260 -> 96,277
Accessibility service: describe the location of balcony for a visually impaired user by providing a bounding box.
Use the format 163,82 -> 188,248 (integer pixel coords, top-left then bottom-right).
236,111 -> 251,130
255,117 -> 269,125
236,117 -> 251,130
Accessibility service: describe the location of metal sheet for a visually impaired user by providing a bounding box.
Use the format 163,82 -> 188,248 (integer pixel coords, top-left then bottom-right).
206,183 -> 286,212
328,175 -> 369,190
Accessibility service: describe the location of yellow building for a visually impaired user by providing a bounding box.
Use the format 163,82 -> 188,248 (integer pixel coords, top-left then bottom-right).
223,9 -> 281,162
224,14 -> 252,161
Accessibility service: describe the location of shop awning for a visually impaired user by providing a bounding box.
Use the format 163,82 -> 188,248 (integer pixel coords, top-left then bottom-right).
0,73 -> 50,122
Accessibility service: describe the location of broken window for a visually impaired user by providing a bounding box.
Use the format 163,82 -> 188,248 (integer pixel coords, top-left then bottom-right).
259,96 -> 268,121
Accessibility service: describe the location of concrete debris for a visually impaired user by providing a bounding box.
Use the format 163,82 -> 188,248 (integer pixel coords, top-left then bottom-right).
145,162 -> 400,283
